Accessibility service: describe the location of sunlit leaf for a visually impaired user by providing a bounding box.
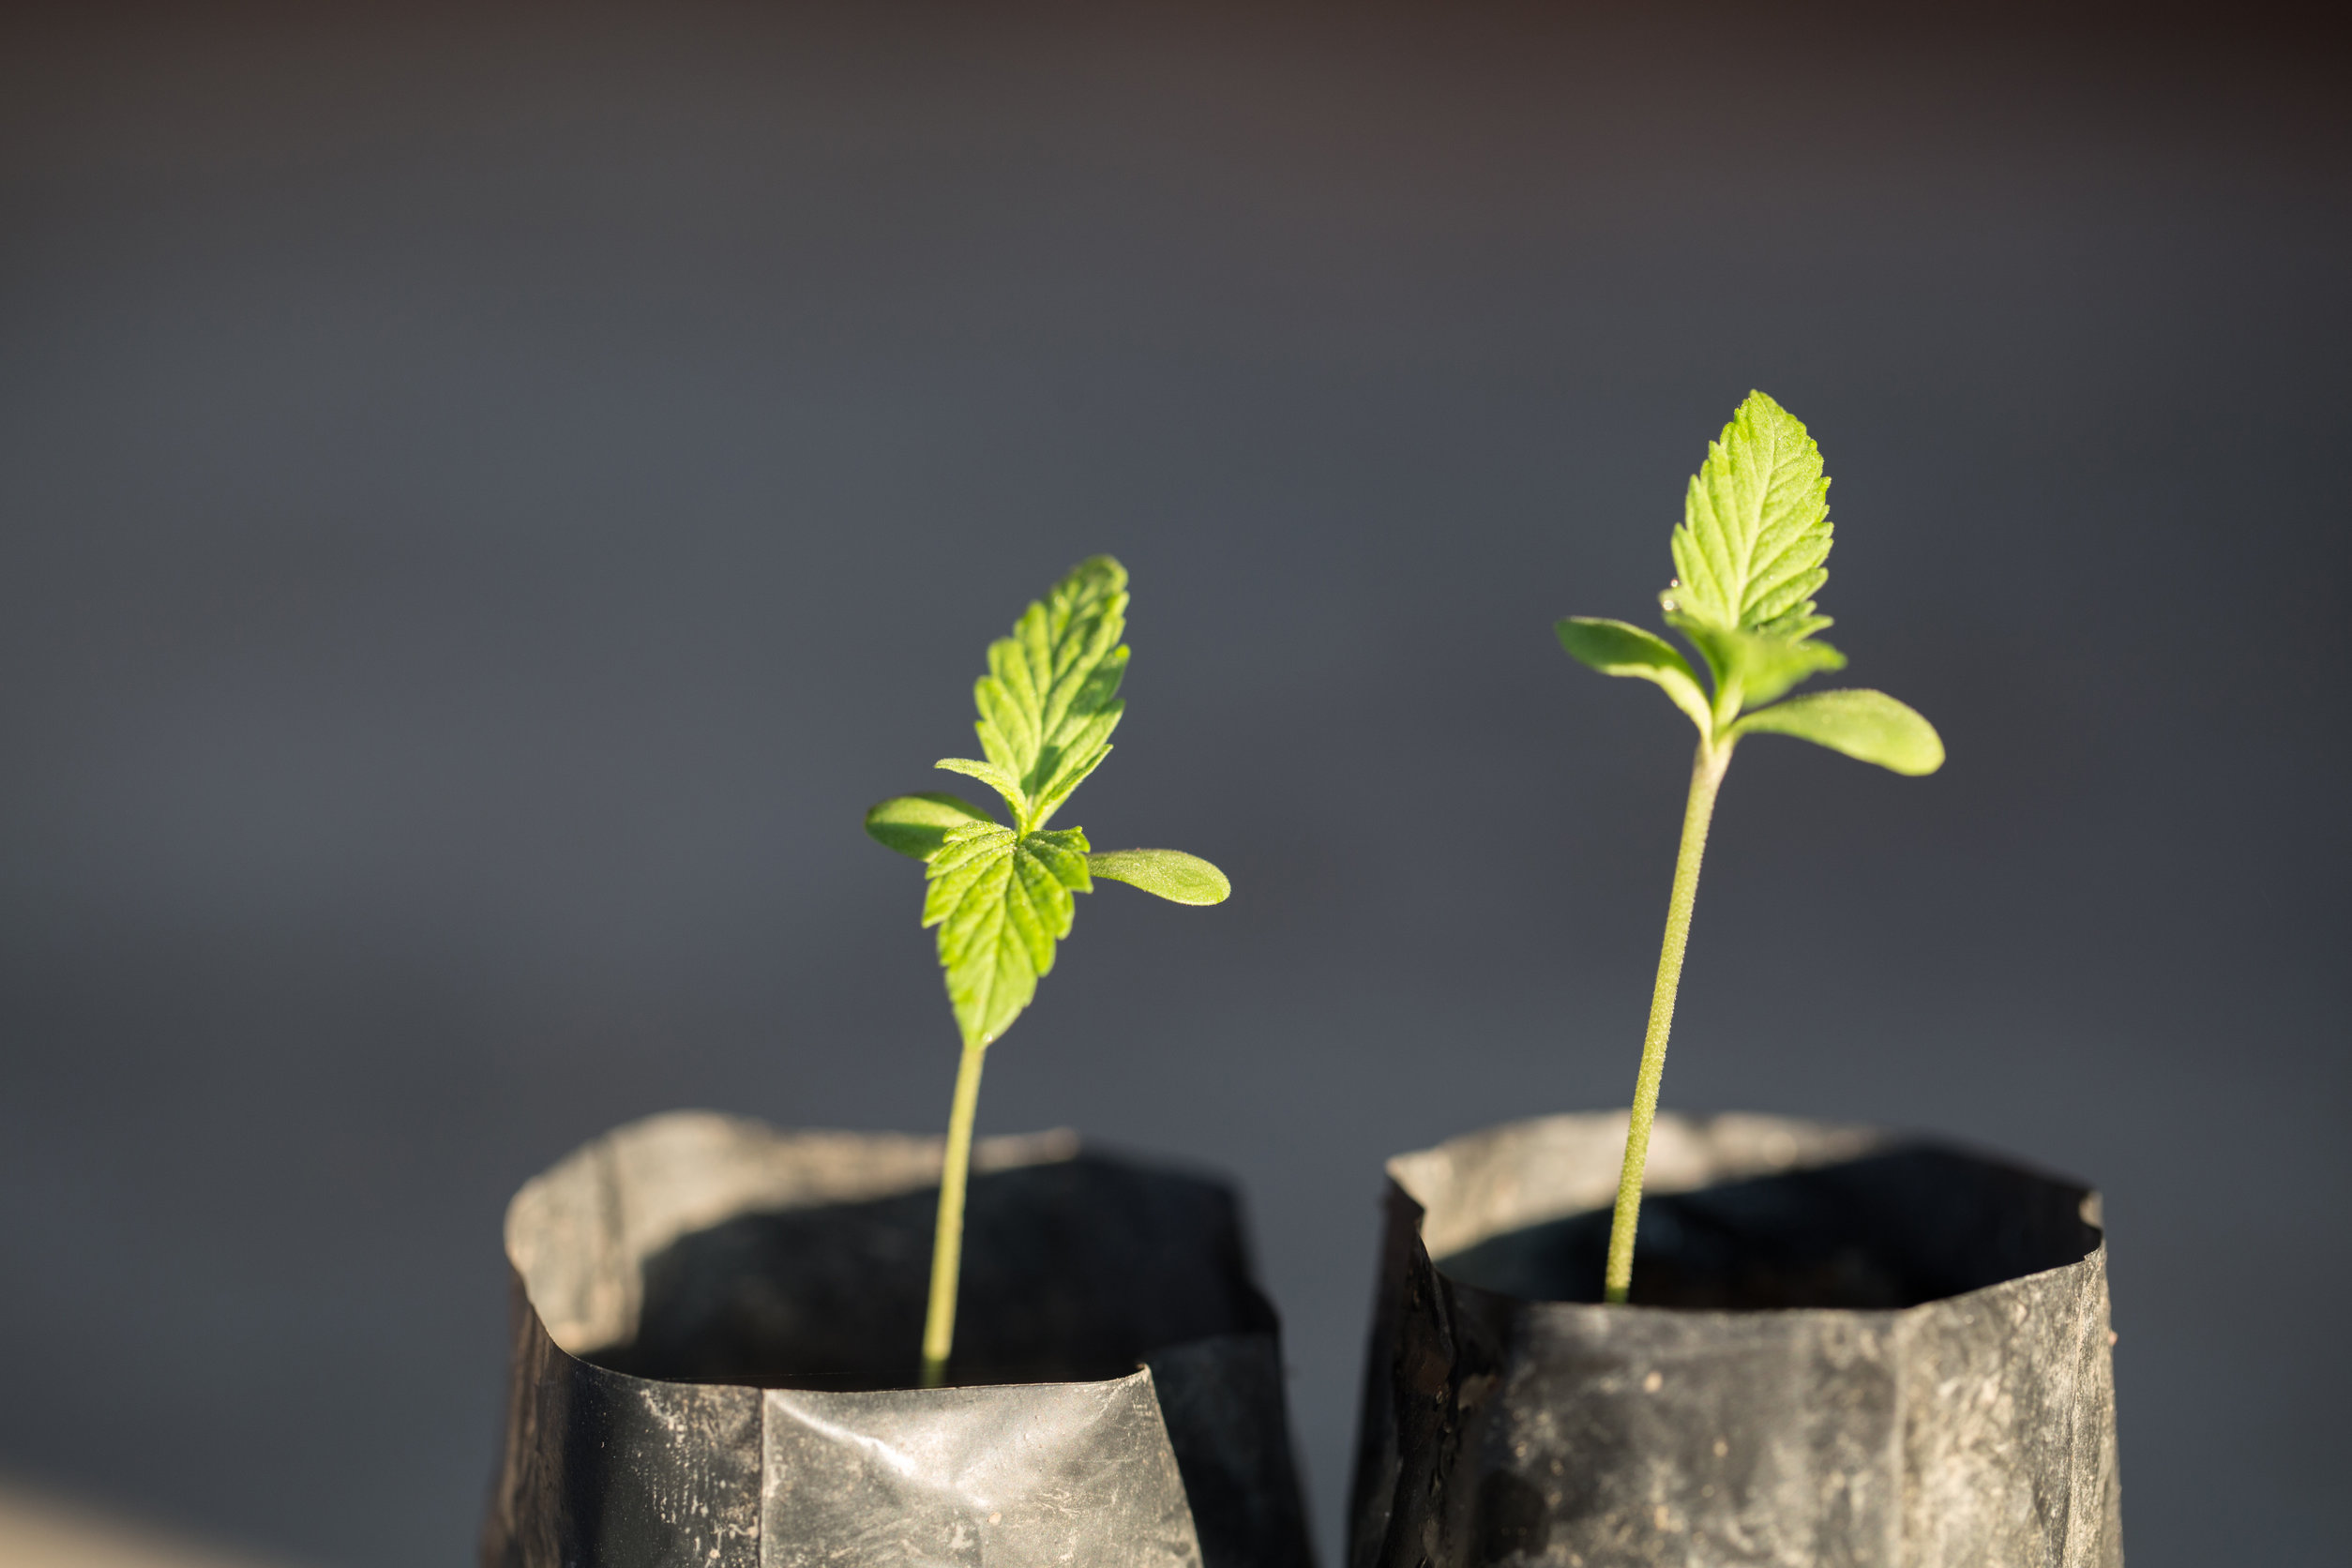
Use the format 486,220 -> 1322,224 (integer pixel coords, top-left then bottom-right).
1085,849 -> 1231,906
1667,390 -> 1835,639
1732,688 -> 1945,776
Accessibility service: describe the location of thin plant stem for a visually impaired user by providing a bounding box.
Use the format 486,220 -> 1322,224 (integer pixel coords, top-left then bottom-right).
920,1041 -> 988,1387
1604,739 -> 1733,1304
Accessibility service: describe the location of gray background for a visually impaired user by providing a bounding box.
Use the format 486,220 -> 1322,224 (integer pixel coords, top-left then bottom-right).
2,4 -> 2345,1563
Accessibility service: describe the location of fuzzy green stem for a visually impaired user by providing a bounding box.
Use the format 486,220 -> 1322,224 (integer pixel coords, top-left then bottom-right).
1604,738 -> 1733,1304
920,1041 -> 988,1387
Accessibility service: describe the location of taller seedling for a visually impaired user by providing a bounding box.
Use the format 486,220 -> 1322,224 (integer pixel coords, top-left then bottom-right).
866,555 -> 1230,1386
1558,392 -> 1944,1304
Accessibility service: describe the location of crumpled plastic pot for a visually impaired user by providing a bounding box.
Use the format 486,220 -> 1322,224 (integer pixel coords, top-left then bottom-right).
1349,1112 -> 2121,1568
482,1110 -> 1315,1568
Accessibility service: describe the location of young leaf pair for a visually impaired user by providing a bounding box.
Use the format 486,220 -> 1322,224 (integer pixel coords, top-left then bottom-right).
865,555 -> 1229,1387
1558,390 -> 1943,1303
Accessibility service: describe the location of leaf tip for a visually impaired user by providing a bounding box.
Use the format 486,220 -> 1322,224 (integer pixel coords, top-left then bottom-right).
1897,723 -> 1948,777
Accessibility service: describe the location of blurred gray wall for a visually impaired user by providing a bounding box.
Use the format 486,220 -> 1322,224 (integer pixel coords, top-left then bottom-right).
1,4 -> 2345,1563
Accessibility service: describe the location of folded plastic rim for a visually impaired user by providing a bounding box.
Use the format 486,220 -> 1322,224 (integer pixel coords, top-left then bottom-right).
1348,1110 -> 2123,1568
479,1110 -> 1314,1568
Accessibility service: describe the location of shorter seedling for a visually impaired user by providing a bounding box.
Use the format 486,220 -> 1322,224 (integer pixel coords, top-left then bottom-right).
867,555 -> 1230,1386
1558,392 -> 1943,1304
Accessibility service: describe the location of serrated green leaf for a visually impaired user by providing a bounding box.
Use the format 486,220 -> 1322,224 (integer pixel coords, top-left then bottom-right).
1555,617 -> 1712,734
1022,827 -> 1094,893
920,822 -> 1094,1048
933,756 -> 1027,818
921,822 -> 1018,926
1666,391 -> 1835,638
961,556 -> 1131,831
874,555 -> 1234,1059
1732,688 -> 1945,775
865,792 -> 1000,860
1086,849 -> 1231,905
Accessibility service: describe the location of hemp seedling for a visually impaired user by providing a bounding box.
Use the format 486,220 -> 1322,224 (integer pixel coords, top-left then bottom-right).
866,555 -> 1230,1385
1558,392 -> 1944,1304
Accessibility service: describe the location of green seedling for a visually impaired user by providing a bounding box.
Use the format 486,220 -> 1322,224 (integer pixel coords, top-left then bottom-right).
1558,391 -> 1944,1304
866,554 -> 1231,1386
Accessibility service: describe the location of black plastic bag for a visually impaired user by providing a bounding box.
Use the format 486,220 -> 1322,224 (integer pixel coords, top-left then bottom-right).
1349,1112 -> 2120,1567
484,1110 -> 1315,1568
